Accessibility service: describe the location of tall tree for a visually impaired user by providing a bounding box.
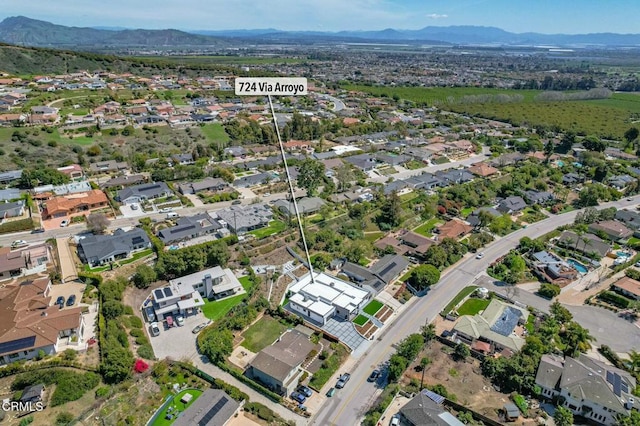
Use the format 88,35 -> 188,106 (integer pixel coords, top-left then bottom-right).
554,406 -> 574,426
296,158 -> 325,196
86,212 -> 110,234
409,265 -> 440,291
377,192 -> 402,230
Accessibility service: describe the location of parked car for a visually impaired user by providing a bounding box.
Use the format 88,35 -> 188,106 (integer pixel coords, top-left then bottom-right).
150,322 -> 160,337
166,316 -> 174,327
297,385 -> 313,397
11,240 -> 28,248
176,315 -> 185,327
192,322 -> 208,334
336,373 -> 351,389
475,252 -> 484,259
290,391 -> 306,404
131,203 -> 139,210
326,387 -> 335,397
231,200 -> 242,205
368,370 -> 381,382
55,296 -> 65,308
60,220 -> 69,227
66,294 -> 76,306
166,212 -> 179,219
144,306 -> 156,323
31,228 -> 45,234
390,415 -> 400,426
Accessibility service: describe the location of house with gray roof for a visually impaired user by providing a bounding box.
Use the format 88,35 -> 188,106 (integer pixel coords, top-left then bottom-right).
466,207 -> 502,227
0,200 -> 25,219
345,154 -> 378,171
170,153 -> 194,166
558,231 -> 610,258
0,170 -> 22,184
173,389 -> 239,426
383,180 -> 410,195
524,190 -> 555,205
233,172 -> 272,188
535,353 -> 636,425
0,189 -> 22,202
214,203 -> 273,234
157,214 -> 222,244
247,329 -> 315,396
615,209 -> 640,231
117,182 -> 172,205
224,146 -> 246,157
100,174 -> 146,190
177,177 -> 227,195
562,173 -> 585,186
497,196 -> 528,214
88,160 -> 128,175
77,228 -> 151,267
376,152 -> 411,166
436,169 -> 474,185
399,389 -> 465,426
274,197 -> 325,216
588,220 -> 634,241
341,254 -> 409,294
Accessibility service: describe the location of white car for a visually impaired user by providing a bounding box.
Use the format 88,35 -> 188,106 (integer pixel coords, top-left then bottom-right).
60,220 -> 69,227
150,322 -> 160,337
11,240 -> 28,248
475,252 -> 484,259
176,315 -> 185,327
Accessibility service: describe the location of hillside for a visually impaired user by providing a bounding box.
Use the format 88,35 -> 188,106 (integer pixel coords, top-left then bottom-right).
0,44 -> 239,76
0,16 -> 226,47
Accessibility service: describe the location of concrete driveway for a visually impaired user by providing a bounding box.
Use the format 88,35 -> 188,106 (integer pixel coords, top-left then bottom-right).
119,203 -> 146,218
148,313 -> 207,361
56,237 -> 78,282
48,282 -> 86,308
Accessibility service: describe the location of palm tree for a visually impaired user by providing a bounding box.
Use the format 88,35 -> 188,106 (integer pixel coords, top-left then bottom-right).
562,322 -> 594,357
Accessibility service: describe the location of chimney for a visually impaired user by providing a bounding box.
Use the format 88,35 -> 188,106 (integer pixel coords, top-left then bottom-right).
204,274 -> 213,289
626,398 -> 634,410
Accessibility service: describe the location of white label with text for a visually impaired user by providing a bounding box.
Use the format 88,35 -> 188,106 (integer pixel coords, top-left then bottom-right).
235,77 -> 307,96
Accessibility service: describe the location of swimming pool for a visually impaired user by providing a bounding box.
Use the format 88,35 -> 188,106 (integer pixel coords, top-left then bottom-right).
616,251 -> 631,258
567,258 -> 588,274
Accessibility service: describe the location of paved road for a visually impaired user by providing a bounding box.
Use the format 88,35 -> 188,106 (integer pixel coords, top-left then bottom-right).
312,195 -> 640,426
317,93 -> 347,112
366,147 -> 491,184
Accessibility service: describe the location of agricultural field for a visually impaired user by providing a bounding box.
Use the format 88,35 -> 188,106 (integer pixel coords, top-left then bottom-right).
137,55 -> 309,65
344,84 -> 640,139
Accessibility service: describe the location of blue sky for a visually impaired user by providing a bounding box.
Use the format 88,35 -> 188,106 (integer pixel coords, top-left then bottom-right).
2,0 -> 638,34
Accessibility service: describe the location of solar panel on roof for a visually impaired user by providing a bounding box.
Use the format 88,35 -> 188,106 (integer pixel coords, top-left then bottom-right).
376,261 -> 398,279
132,236 -> 145,244
421,389 -> 445,404
198,396 -> 228,425
606,371 -> 614,385
490,306 -> 522,337
614,373 -> 622,397
164,288 -> 173,297
0,336 -> 36,355
154,289 -> 164,299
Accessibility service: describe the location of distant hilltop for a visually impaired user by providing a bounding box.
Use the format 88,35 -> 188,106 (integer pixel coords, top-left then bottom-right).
2,16 -> 640,48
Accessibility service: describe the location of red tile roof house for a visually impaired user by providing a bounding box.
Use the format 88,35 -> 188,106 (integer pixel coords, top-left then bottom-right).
0,277 -> 86,364
42,190 -> 109,219
435,219 -> 473,241
283,140 -> 312,152
611,276 -> 640,301
56,164 -> 84,181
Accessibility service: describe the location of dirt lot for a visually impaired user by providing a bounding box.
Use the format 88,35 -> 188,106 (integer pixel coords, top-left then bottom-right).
402,341 -> 510,421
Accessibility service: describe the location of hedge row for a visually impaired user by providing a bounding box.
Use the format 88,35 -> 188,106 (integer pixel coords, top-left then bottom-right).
598,291 -> 631,308
216,361 -> 283,403
0,218 -> 34,234
170,361 -> 249,402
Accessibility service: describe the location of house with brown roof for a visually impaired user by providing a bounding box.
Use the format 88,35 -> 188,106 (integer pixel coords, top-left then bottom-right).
43,190 -> 109,219
0,277 -> 85,364
468,163 -> 499,178
611,276 -> 640,300
283,140 -> 312,152
588,220 -> 634,242
435,219 -> 473,241
56,164 -> 84,181
399,231 -> 436,256
247,329 -> 315,396
0,244 -> 50,281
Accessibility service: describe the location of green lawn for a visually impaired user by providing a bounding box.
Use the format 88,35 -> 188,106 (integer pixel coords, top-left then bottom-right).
241,316 -> 288,353
441,286 -> 478,316
363,299 -> 384,316
151,389 -> 203,426
201,294 -> 245,321
353,315 -> 369,326
456,298 -> 490,316
460,207 -> 474,218
413,218 -> 443,237
200,123 -> 230,143
399,267 -> 416,283
364,231 -> 384,243
249,220 -> 286,239
238,276 -> 253,291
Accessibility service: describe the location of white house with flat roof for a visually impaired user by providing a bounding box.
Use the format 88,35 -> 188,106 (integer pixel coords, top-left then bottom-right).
150,266 -> 244,319
287,272 -> 370,325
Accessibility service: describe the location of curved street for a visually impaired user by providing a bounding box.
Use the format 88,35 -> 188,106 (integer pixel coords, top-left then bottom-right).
312,195 -> 640,426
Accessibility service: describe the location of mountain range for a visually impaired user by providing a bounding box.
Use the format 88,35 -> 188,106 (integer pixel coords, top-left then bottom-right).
2,16 -> 640,48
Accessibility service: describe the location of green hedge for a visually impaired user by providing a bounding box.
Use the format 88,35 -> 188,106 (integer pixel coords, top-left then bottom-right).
309,344 -> 349,391
173,361 -> 249,402
599,291 -> 631,308
0,218 -> 33,234
512,393 -> 528,417
12,369 -> 100,406
216,361 -> 282,402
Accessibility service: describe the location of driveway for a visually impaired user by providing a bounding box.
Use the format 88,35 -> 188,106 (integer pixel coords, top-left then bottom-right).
48,282 -> 86,309
567,305 -> 640,354
119,203 -> 146,218
148,313 -> 206,360
320,318 -> 367,351
56,237 -> 78,282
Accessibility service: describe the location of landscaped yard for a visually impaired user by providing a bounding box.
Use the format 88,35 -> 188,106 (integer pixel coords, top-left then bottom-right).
201,275 -> 253,321
441,286 -> 478,316
249,220 -> 286,239
413,218 -> 443,237
460,207 -> 474,217
363,299 -> 384,316
353,315 -> 369,326
456,298 -> 490,316
151,389 -> 203,426
241,316 -> 288,353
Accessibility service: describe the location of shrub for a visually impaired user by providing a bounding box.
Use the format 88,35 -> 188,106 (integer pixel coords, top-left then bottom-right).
244,402 -> 276,422
129,329 -> 144,338
137,345 -> 155,360
95,386 -> 111,398
55,412 -> 74,426
128,315 -> 143,329
12,369 -> 100,407
538,283 -> 561,299
19,416 -> 34,426
599,291 -> 630,308
0,218 -> 33,234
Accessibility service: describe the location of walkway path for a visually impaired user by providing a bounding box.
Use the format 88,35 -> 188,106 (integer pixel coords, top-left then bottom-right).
191,358 -> 307,424
56,237 -> 78,282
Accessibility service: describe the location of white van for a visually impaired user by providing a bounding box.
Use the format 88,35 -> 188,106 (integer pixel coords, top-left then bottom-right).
166,212 -> 179,219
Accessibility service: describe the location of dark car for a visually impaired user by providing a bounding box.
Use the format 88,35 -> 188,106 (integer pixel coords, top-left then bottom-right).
290,391 -> 306,404
66,294 -> 76,306
31,228 -> 45,234
297,385 -> 313,398
231,200 -> 242,205
368,370 -> 381,382
336,373 -> 351,389
55,296 -> 65,307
